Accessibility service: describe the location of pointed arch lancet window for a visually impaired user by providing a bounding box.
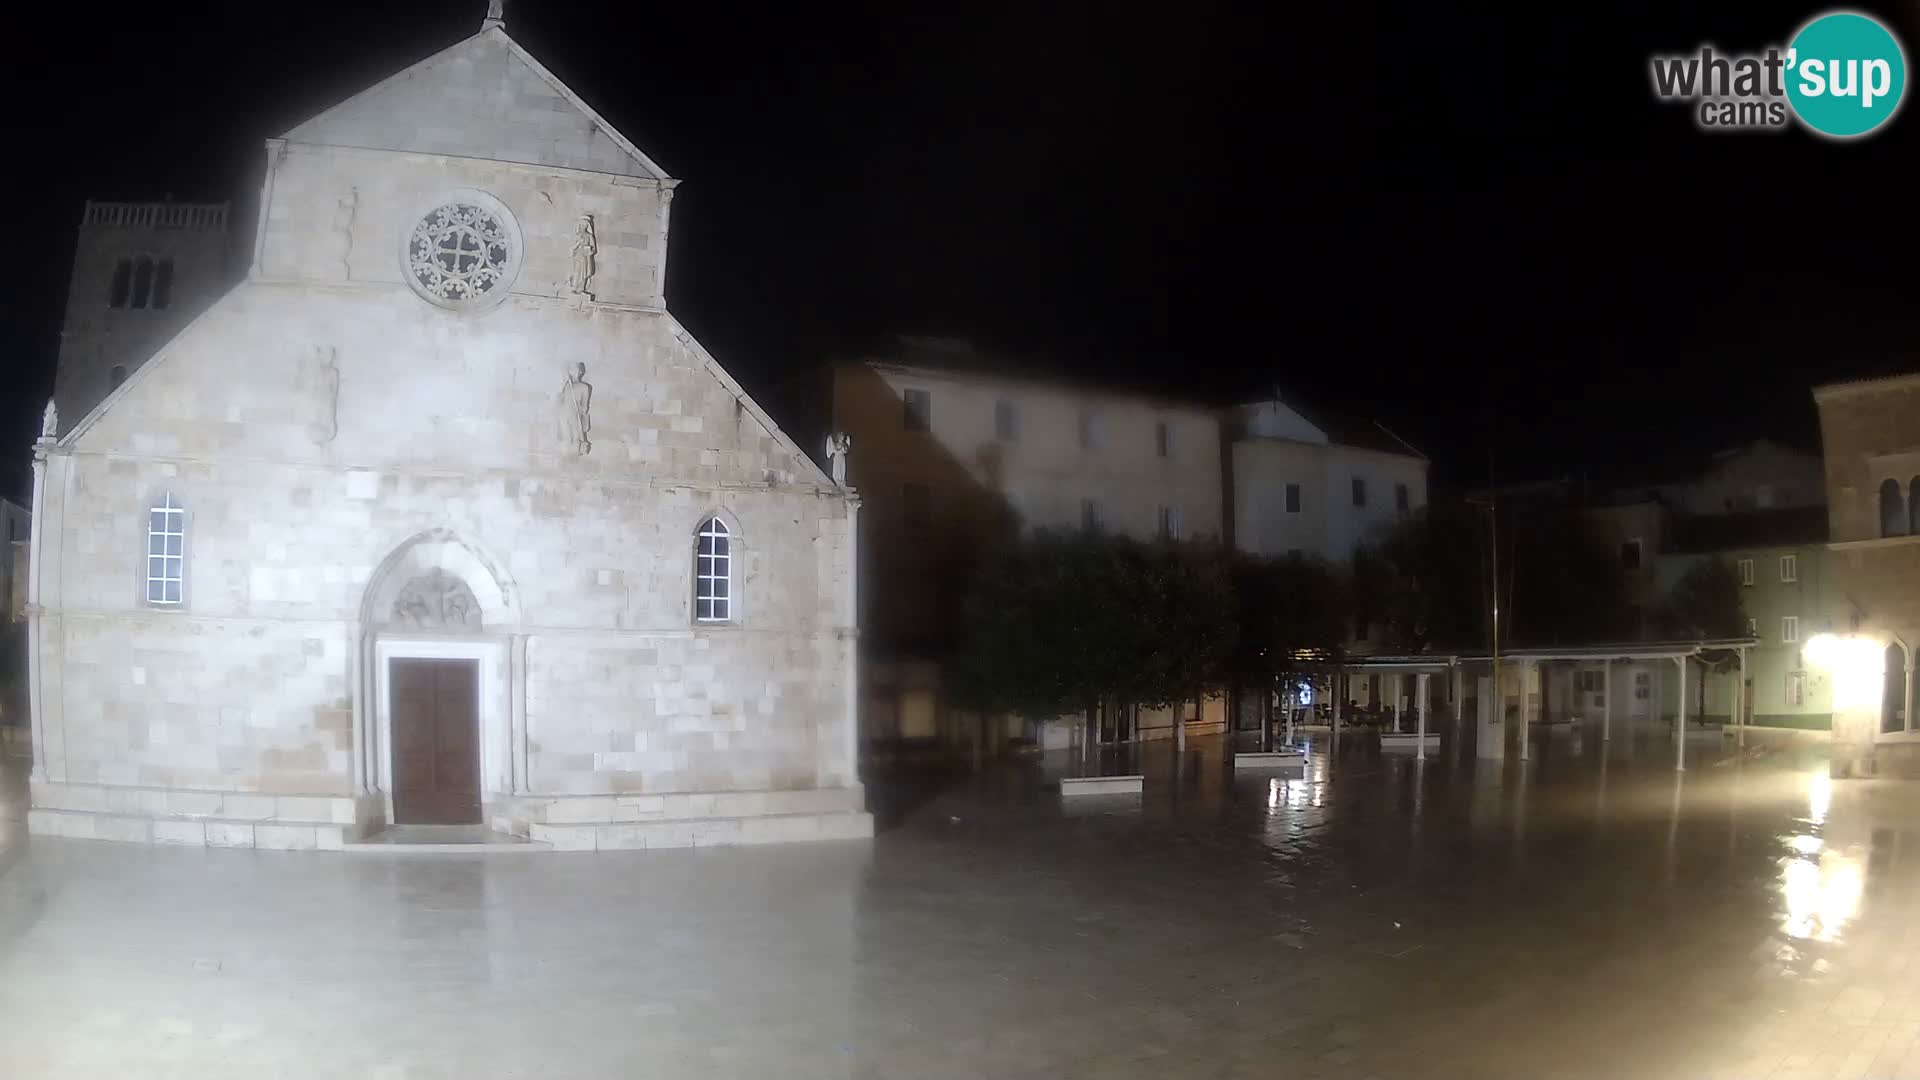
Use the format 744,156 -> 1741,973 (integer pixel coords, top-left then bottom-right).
146,492 -> 185,605
130,255 -> 155,309
694,517 -> 733,622
1880,478 -> 1907,538
108,258 -> 132,308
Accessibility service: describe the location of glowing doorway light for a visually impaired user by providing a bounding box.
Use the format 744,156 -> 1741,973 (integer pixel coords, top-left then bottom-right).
1804,633 -> 1886,710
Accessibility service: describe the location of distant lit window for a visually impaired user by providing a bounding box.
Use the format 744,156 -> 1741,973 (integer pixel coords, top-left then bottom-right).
1737,558 -> 1755,586
1779,554 -> 1797,583
145,492 -> 185,606
1781,615 -> 1798,644
1157,505 -> 1182,541
903,389 -> 931,432
1155,420 -> 1172,459
1285,483 -> 1301,514
1786,670 -> 1807,707
1394,483 -> 1410,513
694,516 -> 733,623
903,482 -> 931,529
1620,539 -> 1642,570
1351,476 -> 1367,508
1078,411 -> 1102,452
994,399 -> 1018,442
1081,498 -> 1105,534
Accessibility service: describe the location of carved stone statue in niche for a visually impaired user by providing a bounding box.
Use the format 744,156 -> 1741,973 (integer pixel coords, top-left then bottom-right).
568,214 -> 596,299
390,569 -> 482,631
301,345 -> 340,445
333,188 -> 358,278
557,362 -> 592,456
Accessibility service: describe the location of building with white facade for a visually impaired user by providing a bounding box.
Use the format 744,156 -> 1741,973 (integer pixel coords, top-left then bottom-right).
1230,397 -> 1428,564
23,12 -> 871,849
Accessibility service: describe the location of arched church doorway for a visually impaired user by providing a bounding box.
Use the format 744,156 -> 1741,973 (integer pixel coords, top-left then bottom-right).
391,656 -> 481,824
358,531 -> 521,831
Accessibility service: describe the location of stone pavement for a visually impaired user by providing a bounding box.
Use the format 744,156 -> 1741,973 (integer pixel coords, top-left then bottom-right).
2,725 -> 1918,1079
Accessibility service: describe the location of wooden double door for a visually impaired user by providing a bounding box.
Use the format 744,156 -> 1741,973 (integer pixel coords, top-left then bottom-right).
390,657 -> 481,825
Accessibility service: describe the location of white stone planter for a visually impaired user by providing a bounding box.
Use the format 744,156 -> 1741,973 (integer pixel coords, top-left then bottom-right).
1379,732 -> 1440,751
1059,774 -> 1144,797
1233,750 -> 1306,770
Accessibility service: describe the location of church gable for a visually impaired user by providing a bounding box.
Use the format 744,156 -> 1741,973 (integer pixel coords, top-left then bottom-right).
282,28 -> 668,180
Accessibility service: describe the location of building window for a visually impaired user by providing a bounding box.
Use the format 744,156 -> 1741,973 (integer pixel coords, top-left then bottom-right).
1737,558 -> 1755,586
130,256 -> 155,309
1880,478 -> 1907,538
1285,483 -> 1301,514
109,364 -> 129,389
1620,539 -> 1643,570
1395,483 -> 1410,513
1779,553 -> 1797,583
145,492 -> 185,605
152,258 -> 174,309
108,258 -> 132,308
407,199 -> 518,308
1746,617 -> 1759,637
1786,670 -> 1807,707
1882,644 -> 1909,734
903,482 -> 930,529
108,255 -> 176,310
1351,476 -> 1367,508
994,399 -> 1018,442
1078,410 -> 1102,452
1157,505 -> 1182,541
1780,615 -> 1798,644
903,388 -> 931,432
694,517 -> 733,622
1081,498 -> 1105,534
1155,420 -> 1172,459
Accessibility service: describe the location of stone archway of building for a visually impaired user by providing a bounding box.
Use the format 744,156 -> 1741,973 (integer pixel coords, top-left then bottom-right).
355,530 -> 524,833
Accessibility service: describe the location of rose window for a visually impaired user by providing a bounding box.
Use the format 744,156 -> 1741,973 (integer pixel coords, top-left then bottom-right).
407,203 -> 514,305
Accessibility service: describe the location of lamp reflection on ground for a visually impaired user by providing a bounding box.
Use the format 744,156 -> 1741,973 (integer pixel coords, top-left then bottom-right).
1780,848 -> 1863,943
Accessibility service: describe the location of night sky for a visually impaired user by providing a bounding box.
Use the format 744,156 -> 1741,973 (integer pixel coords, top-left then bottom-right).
2,0 -> 1914,502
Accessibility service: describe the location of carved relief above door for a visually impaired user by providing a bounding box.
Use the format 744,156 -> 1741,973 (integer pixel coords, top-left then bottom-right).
389,569 -> 483,631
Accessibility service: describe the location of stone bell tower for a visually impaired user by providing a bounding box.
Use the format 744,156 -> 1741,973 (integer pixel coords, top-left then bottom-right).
51,200 -> 233,436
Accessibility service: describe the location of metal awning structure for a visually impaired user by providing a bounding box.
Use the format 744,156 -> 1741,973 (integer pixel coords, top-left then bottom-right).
1321,637 -> 1762,771
1453,637 -> 1758,663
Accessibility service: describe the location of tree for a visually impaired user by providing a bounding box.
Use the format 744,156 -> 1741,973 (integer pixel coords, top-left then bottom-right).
951,533 -> 1236,737
1228,552 -> 1350,746
1350,501 -> 1487,651
1659,557 -> 1746,639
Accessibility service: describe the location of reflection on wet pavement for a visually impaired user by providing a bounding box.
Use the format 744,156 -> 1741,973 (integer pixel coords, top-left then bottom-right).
2,723 -> 1919,1079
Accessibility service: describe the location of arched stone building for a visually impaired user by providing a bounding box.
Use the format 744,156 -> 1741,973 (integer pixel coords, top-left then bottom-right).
23,15 -> 870,849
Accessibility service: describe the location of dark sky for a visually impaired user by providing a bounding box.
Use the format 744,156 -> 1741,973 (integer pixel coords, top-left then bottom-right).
3,0 -> 1915,500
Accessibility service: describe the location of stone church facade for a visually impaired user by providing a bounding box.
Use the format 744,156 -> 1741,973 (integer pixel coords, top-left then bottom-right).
24,16 -> 871,850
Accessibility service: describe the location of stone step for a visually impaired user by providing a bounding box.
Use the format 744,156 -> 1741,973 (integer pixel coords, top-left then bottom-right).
528,810 -> 875,851
27,808 -> 349,849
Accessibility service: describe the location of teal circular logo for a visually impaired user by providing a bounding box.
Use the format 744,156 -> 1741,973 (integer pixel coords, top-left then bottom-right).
1785,11 -> 1907,138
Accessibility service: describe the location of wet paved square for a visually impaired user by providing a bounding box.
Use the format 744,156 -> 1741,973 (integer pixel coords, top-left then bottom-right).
2,725 -> 1918,1079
